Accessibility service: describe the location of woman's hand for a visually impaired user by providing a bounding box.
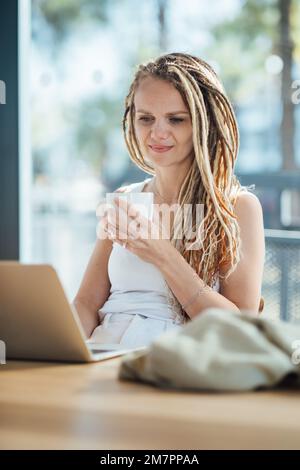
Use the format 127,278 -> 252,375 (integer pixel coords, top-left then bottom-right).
103,197 -> 174,266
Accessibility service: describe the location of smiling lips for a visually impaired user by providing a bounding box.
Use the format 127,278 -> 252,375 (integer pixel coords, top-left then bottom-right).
149,145 -> 174,153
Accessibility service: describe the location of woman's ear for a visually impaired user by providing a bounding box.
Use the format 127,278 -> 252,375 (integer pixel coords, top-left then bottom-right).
258,296 -> 264,314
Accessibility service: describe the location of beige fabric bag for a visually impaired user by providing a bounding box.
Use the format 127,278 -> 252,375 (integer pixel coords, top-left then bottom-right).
118,308 -> 300,392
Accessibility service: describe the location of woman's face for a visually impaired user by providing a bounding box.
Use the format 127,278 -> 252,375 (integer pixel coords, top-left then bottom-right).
133,77 -> 194,168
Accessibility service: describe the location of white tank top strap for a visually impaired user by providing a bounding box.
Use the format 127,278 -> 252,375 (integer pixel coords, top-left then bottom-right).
212,276 -> 220,293
122,177 -> 152,193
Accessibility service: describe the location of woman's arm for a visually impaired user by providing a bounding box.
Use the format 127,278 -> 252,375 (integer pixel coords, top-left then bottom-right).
72,237 -> 113,338
157,247 -> 240,318
72,186 -> 129,338
218,192 -> 265,314
155,192 -> 265,318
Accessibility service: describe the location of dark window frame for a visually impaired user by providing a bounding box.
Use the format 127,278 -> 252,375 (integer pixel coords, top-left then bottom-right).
0,0 -> 19,260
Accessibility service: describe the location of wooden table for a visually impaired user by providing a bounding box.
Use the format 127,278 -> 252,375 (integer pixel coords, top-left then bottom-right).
0,358 -> 299,450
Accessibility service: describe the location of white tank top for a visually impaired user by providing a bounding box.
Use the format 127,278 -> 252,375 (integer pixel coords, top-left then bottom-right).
99,177 -> 220,323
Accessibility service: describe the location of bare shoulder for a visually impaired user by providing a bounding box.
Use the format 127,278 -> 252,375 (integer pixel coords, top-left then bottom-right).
234,191 -> 263,218
219,191 -> 264,279
233,191 -> 265,248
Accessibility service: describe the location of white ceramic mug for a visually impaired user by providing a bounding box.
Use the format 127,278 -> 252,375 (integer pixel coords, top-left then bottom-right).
105,192 -> 154,224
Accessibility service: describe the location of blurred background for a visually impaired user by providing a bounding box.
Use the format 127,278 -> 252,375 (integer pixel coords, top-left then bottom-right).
1,0 -> 300,321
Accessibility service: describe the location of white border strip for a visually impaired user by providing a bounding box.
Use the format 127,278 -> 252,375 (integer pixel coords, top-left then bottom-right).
18,0 -> 32,261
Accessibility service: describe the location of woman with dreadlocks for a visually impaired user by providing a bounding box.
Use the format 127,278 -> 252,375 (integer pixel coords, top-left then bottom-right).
73,52 -> 265,348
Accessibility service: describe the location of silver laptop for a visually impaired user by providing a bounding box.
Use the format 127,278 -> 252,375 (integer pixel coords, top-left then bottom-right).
0,261 -> 147,363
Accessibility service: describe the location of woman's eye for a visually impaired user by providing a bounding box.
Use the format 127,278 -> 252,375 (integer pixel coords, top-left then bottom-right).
138,117 -> 184,124
139,117 -> 153,122
169,118 -> 184,124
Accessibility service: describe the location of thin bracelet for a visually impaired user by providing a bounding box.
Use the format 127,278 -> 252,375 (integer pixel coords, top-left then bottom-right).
181,284 -> 213,311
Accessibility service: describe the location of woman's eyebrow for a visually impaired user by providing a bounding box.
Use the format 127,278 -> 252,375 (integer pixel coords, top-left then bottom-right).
136,109 -> 189,115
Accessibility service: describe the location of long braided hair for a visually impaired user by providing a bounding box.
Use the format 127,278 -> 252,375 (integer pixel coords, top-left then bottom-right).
122,52 -> 249,321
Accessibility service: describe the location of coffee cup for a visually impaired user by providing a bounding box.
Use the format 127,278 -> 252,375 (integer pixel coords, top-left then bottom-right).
105,192 -> 154,224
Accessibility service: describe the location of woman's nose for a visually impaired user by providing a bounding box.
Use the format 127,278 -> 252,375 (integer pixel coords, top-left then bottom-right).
150,120 -> 170,139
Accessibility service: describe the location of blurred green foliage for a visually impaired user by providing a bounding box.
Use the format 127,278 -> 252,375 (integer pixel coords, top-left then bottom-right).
31,0 -> 300,180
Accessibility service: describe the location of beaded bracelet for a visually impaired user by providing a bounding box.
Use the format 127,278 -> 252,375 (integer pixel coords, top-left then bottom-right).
181,284 -> 214,311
